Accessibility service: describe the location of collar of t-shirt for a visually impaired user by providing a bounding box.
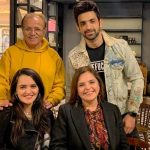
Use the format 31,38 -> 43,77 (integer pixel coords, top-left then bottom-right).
86,42 -> 105,73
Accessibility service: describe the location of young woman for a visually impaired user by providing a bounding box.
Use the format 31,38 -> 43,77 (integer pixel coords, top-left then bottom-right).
51,66 -> 129,150
0,68 -> 54,150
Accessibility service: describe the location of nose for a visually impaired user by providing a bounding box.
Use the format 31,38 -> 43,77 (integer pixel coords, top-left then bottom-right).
84,83 -> 91,90
85,22 -> 92,30
25,87 -> 32,94
30,29 -> 36,35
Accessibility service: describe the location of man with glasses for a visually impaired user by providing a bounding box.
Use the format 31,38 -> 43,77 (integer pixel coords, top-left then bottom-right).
0,13 -> 65,110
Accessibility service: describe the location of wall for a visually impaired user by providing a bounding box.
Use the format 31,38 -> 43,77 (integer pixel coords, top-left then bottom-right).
63,5 -> 80,66
142,4 -> 150,70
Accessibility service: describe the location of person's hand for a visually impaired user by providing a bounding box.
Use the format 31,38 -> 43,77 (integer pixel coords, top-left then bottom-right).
0,100 -> 13,110
123,114 -> 136,134
44,100 -> 54,109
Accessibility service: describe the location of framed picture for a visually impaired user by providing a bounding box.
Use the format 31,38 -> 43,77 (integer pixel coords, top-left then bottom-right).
17,0 -> 27,3
0,26 -> 9,54
48,32 -> 56,47
48,18 -> 56,32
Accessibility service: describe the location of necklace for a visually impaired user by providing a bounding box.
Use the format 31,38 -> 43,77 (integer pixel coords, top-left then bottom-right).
24,112 -> 32,119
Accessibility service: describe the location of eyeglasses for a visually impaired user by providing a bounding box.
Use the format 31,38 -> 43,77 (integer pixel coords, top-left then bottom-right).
23,27 -> 45,33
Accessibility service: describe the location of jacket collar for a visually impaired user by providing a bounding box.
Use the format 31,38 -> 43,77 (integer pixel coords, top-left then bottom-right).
78,30 -> 116,53
70,101 -> 117,149
70,104 -> 91,150
100,101 -> 116,149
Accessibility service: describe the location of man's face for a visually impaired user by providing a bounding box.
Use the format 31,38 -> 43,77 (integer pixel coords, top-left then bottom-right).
77,11 -> 101,41
22,16 -> 46,50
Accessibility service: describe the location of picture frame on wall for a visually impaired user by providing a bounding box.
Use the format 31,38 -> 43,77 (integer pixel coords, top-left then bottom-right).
0,26 -> 9,55
48,32 -> 56,47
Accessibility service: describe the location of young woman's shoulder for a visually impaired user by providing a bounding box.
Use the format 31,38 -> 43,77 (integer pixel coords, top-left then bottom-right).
59,102 -> 73,110
0,107 -> 12,118
46,109 -> 55,126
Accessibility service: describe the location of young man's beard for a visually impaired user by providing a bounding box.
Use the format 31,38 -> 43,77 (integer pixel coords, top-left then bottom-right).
84,28 -> 100,41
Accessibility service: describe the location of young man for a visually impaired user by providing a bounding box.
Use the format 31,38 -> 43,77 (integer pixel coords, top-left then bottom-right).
0,13 -> 65,110
67,0 -> 144,140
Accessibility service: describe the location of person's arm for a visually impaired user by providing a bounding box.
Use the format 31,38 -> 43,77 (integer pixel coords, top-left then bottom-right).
0,108 -> 11,148
123,41 -> 144,113
65,55 -> 75,101
122,114 -> 136,134
122,41 -> 144,133
50,105 -> 68,150
45,58 -> 65,109
115,105 -> 130,150
0,50 -> 13,110
0,100 -> 12,110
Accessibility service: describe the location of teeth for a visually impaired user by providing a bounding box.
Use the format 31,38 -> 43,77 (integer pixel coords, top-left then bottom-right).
85,92 -> 93,95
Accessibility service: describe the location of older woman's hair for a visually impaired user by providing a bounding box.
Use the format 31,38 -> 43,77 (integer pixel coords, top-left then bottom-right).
69,66 -> 105,104
73,0 -> 101,25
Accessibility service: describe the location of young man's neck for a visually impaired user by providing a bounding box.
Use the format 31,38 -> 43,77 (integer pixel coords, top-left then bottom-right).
85,32 -> 103,49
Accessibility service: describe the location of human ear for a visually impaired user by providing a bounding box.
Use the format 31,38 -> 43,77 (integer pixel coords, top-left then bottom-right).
99,19 -> 103,28
76,23 -> 80,32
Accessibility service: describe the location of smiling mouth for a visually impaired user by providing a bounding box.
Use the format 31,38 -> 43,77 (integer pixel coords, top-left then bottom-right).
25,95 -> 34,99
86,31 -> 93,35
84,91 -> 94,95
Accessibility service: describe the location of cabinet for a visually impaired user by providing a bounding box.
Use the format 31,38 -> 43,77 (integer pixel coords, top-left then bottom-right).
47,2 -> 63,57
102,17 -> 142,59
47,2 -> 57,49
99,2 -> 143,60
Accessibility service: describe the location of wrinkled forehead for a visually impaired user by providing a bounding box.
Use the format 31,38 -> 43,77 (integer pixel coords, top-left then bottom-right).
22,14 -> 46,28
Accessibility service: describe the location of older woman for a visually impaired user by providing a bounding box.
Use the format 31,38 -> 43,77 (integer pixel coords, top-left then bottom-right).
51,66 -> 129,150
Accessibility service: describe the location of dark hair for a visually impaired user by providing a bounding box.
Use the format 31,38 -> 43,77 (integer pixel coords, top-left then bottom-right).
73,0 -> 101,25
10,68 -> 44,100
21,12 -> 47,29
69,66 -> 105,105
10,68 -> 49,145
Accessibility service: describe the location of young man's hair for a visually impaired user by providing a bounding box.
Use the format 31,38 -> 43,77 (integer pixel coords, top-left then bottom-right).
73,0 -> 101,25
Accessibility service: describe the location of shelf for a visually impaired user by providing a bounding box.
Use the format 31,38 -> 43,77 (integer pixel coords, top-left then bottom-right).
17,3 -> 28,6
129,43 -> 141,45
30,5 -> 42,12
104,29 -> 142,32
102,16 -> 142,58
102,16 -> 142,19
102,18 -> 142,31
16,25 -> 21,28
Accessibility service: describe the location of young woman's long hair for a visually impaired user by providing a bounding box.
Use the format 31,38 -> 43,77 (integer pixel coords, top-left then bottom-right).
10,68 -> 50,145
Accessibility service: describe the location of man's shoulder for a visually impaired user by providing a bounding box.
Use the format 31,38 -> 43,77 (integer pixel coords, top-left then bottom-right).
3,44 -> 17,54
68,45 -> 81,58
59,102 -> 72,110
47,47 -> 62,59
